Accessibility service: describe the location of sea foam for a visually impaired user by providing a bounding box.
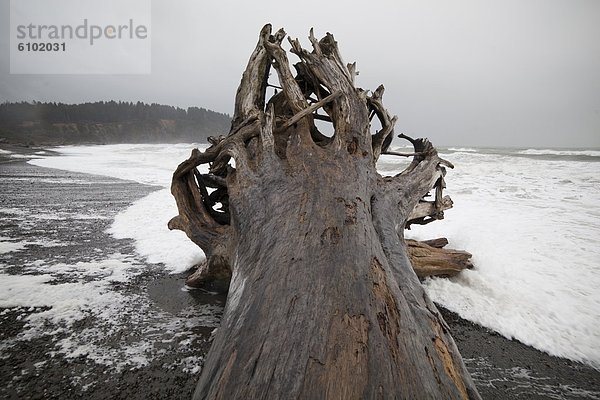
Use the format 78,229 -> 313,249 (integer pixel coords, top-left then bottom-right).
28,144 -> 600,368
30,144 -> 210,272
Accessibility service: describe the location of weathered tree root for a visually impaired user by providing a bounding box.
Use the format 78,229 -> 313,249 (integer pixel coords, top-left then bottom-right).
170,24 -> 481,400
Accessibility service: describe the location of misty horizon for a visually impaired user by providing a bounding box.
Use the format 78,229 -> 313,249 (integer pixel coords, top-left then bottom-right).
1,0 -> 598,148
2,99 -> 599,150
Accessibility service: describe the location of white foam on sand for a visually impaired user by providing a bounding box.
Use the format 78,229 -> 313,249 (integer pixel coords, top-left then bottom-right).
30,144 -> 209,272
0,236 -> 68,255
26,144 -> 600,368
107,189 -> 205,272
0,270 -> 129,328
0,238 -> 27,254
405,151 -> 600,368
0,206 -> 109,222
0,254 -> 220,371
29,143 -> 205,186
2,145 -> 222,373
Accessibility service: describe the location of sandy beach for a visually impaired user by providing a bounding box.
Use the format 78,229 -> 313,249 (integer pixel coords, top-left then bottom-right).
1,146 -> 599,399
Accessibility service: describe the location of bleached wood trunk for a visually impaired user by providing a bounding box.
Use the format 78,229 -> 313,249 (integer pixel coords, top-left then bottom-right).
169,25 -> 480,400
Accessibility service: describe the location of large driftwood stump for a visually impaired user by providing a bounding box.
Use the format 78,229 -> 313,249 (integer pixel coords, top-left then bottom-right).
169,25 -> 480,400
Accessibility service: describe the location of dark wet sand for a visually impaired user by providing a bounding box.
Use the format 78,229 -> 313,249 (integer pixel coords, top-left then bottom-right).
1,147 -> 599,399
0,153 -> 223,399
440,308 -> 600,399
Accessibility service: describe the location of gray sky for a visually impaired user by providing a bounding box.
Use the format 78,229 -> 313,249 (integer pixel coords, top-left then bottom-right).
1,0 -> 599,148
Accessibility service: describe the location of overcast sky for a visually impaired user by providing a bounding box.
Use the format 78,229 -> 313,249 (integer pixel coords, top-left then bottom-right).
1,0 -> 599,148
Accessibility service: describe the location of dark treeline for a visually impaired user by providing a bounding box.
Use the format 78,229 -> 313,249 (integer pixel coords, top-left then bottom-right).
0,101 -> 229,125
0,101 -> 232,145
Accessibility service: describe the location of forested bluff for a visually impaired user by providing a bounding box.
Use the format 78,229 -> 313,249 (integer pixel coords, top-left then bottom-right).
0,101 -> 231,145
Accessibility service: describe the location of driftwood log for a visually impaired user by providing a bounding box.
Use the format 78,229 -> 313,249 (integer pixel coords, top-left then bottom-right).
169,25 -> 480,399
407,238 -> 474,279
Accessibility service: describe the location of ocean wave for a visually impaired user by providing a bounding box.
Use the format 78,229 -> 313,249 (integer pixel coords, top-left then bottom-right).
448,147 -> 478,153
518,149 -> 600,157
386,145 -> 414,153
23,143 -> 600,368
